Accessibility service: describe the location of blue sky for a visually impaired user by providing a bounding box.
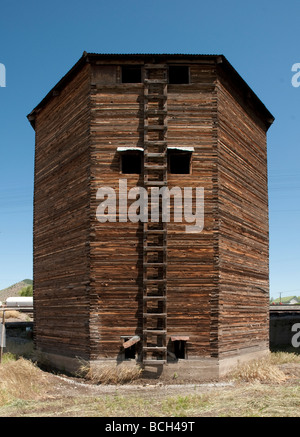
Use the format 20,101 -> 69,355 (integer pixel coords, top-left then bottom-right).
0,0 -> 299,300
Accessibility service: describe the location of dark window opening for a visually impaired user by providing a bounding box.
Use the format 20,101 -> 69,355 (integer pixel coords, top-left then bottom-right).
121,152 -> 142,174
121,66 -> 142,83
168,151 -> 191,174
125,345 -> 136,359
169,66 -> 190,84
174,340 -> 186,359
124,343 -> 136,359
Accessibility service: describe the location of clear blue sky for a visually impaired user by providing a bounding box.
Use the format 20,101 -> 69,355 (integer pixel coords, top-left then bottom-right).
0,0 -> 299,300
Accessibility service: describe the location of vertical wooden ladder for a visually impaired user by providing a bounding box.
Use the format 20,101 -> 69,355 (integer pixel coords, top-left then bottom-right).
142,64 -> 168,365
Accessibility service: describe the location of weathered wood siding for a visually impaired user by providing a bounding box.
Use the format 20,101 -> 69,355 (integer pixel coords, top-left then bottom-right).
216,76 -> 269,358
88,62 -> 219,359
89,66 -> 143,359
33,64 -> 91,358
167,63 -> 219,358
31,55 -> 271,365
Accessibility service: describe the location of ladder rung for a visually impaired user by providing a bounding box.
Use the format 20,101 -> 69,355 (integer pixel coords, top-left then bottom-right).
143,346 -> 166,351
144,79 -> 167,84
144,181 -> 167,186
144,229 -> 166,234
143,359 -> 166,365
144,164 -> 167,169
143,313 -> 167,317
144,279 -> 167,283
143,330 -> 167,334
144,262 -> 166,267
144,141 -> 167,146
145,125 -> 167,131
144,151 -> 167,156
144,64 -> 167,69
143,296 -> 166,301
145,94 -> 167,100
143,246 -> 167,251
145,153 -> 166,158
144,109 -> 167,116
144,65 -> 167,70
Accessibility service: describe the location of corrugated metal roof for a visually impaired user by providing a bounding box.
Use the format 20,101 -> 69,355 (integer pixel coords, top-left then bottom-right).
84,52 -> 220,57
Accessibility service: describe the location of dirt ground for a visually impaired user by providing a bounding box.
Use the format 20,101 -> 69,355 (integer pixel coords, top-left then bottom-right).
1,356 -> 300,417
45,371 -> 234,399
46,360 -> 300,393
2,321 -> 300,417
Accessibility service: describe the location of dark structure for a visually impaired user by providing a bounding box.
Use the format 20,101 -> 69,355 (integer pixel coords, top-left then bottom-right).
27,53 -> 274,380
270,306 -> 300,348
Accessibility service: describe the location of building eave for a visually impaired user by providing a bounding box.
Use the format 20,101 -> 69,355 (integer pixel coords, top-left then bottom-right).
27,52 -> 274,131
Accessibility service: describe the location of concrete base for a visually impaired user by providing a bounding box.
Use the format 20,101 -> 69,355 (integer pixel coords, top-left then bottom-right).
36,345 -> 270,382
145,357 -> 220,382
218,347 -> 269,377
35,349 -> 86,375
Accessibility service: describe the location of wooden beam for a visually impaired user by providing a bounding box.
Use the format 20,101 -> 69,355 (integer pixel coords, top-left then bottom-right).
123,335 -> 140,349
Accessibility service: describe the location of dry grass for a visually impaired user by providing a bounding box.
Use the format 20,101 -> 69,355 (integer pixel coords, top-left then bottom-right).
78,361 -> 143,384
199,382 -> 300,417
0,356 -> 50,407
269,350 -> 300,365
230,359 -> 287,383
0,310 -> 23,320
228,351 -> 300,383
1,351 -> 300,416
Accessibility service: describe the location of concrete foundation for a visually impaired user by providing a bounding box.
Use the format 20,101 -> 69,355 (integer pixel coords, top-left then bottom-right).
218,347 -> 269,377
36,345 -> 270,382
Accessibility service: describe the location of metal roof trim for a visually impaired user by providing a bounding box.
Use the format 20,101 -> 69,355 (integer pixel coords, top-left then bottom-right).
167,146 -> 194,152
117,147 -> 144,152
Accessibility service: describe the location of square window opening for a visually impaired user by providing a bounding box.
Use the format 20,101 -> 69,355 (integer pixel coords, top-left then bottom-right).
169,66 -> 190,84
168,151 -> 191,174
121,152 -> 142,174
121,66 -> 142,83
174,340 -> 186,359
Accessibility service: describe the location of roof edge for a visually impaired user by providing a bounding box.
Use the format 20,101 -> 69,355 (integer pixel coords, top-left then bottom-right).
217,56 -> 274,130
27,51 -> 89,128
27,52 -> 274,130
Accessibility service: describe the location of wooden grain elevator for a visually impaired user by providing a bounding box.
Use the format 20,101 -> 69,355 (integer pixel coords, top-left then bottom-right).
27,53 -> 274,380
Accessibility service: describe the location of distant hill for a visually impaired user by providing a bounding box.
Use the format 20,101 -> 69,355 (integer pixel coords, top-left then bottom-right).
0,279 -> 33,303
